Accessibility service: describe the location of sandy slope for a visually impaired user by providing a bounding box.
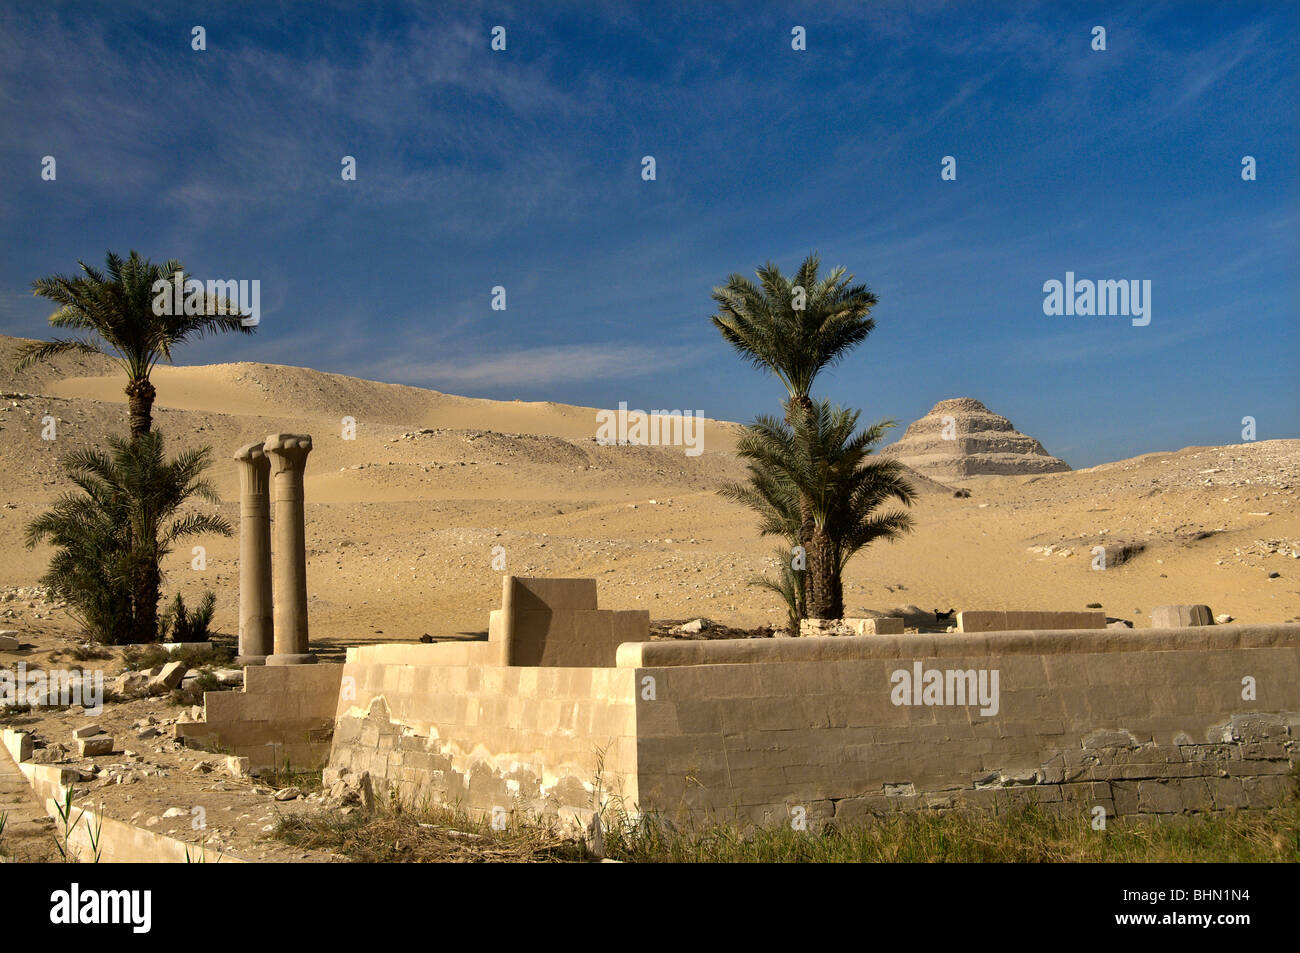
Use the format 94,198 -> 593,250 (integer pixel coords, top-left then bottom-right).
0,334 -> 1296,651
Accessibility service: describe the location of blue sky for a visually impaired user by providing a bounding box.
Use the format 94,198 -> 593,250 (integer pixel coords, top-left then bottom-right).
1,0 -> 1296,466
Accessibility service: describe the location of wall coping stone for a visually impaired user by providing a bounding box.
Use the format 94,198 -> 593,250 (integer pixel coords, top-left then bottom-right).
615,623 -> 1300,668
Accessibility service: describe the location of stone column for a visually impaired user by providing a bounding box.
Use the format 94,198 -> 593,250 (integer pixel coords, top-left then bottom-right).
233,442 -> 273,665
264,434 -> 316,665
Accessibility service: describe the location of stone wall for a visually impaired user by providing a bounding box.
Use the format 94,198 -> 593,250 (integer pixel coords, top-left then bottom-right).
178,663 -> 344,771
326,624 -> 1299,829
619,625 -> 1299,826
328,644 -> 639,827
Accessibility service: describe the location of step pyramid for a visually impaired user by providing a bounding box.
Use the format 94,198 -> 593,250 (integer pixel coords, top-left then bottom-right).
882,397 -> 1070,479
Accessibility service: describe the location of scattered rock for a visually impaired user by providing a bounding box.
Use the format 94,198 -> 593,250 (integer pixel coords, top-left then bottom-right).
148,660 -> 188,695
30,743 -> 67,764
75,736 -> 113,757
324,769 -> 374,811
1094,541 -> 1145,567
113,672 -> 150,697
273,786 -> 302,801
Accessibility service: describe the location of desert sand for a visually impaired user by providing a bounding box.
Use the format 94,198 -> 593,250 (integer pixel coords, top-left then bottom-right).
1,332 -> 1297,654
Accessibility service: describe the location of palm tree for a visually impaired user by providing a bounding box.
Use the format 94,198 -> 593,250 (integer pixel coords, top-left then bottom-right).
710,253 -> 878,424
24,482 -> 135,645
721,399 -> 915,620
747,547 -> 807,635
710,253 -> 879,597
14,250 -> 255,441
26,432 -> 232,643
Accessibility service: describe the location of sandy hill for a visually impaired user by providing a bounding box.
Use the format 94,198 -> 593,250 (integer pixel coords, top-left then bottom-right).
0,333 -> 1296,649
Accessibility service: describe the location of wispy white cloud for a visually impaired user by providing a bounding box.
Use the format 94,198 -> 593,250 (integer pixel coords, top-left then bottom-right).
364,342 -> 706,389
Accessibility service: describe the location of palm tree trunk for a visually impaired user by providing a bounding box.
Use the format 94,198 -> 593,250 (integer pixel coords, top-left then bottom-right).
134,559 -> 161,643
806,529 -> 839,620
125,377 -> 157,640
827,568 -> 844,621
125,378 -> 155,441
788,393 -> 818,619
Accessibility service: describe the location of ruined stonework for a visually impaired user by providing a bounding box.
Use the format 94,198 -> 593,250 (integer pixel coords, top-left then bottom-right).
882,397 -> 1070,479
326,582 -> 1300,828
329,653 -> 639,827
178,664 -> 343,771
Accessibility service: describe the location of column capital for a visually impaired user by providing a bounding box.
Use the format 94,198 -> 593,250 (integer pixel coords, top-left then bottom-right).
234,442 -> 271,496
234,441 -> 270,465
263,433 -> 313,472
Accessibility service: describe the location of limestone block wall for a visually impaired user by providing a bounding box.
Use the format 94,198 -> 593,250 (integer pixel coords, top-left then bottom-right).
328,644 -> 639,826
179,663 -> 344,771
618,625 -> 1300,826
495,575 -> 650,667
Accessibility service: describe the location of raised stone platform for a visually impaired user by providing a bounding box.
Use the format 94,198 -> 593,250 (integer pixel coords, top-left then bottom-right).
326,583 -> 1300,828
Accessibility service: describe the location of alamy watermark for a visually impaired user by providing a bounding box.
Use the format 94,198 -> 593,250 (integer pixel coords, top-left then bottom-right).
1,664 -> 103,715
50,883 -> 151,933
151,271 -> 260,327
890,663 -> 1000,716
1042,272 -> 1150,326
595,402 -> 704,457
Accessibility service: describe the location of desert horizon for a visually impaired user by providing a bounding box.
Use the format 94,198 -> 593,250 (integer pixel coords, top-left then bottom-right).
3,329 -> 1296,652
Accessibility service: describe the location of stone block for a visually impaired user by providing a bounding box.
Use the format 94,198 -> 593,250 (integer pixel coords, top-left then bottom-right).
508,576 -> 598,612
1136,779 -> 1212,814
0,633 -> 19,651
1081,729 -> 1141,749
842,617 -> 905,635
1150,605 -> 1214,628
71,724 -> 105,740
148,660 -> 188,694
488,609 -> 507,642
957,610 -> 1106,632
2,728 -> 32,762
76,735 -> 114,757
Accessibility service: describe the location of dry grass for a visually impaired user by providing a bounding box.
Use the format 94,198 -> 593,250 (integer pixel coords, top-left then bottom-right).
272,776 -> 1300,863
602,800 -> 1300,863
273,800 -> 585,863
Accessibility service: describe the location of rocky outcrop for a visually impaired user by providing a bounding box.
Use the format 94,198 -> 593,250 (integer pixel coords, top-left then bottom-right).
883,398 -> 1069,479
